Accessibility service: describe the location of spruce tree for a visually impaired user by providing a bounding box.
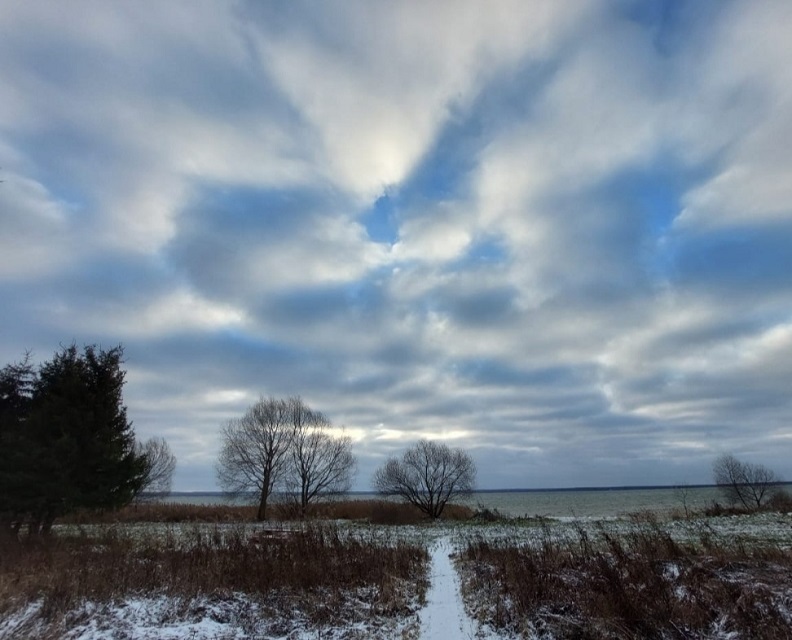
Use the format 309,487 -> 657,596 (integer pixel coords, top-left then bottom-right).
0,355 -> 37,532
1,344 -> 147,534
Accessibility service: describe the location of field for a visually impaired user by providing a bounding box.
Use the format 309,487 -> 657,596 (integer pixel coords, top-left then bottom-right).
2,502 -> 792,639
456,512 -> 792,638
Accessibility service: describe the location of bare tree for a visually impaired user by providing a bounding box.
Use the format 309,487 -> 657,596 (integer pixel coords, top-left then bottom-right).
136,437 -> 177,499
216,397 -> 293,521
287,397 -> 356,517
373,439 -> 476,519
673,483 -> 693,519
713,453 -> 781,510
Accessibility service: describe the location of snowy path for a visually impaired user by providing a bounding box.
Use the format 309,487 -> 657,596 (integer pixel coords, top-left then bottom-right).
419,536 -> 477,640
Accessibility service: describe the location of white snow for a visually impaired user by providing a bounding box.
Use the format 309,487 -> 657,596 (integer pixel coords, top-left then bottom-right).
0,593 -> 417,640
420,536 -> 478,640
6,514 -> 792,639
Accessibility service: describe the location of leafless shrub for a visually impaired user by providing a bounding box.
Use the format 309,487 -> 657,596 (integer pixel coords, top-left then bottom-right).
216,397 -> 357,521
373,439 -> 476,518
286,402 -> 356,517
309,499 -> 472,523
56,499 -> 474,525
713,453 -> 782,510
767,488 -> 792,512
59,502 -> 258,524
0,523 -> 428,635
460,523 -> 792,639
216,397 -> 294,520
135,437 -> 176,499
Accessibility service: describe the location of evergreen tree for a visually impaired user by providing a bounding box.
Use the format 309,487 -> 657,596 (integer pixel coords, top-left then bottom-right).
1,344 -> 147,534
0,354 -> 37,532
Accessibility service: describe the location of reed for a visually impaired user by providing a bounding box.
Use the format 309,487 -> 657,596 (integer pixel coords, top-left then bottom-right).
0,522 -> 428,635
58,498 -> 474,525
460,519 -> 792,639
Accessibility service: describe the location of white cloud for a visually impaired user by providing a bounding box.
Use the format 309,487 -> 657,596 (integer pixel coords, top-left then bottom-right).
243,215 -> 390,293
2,1 -> 792,490
673,0 -> 792,229
44,289 -> 247,340
391,204 -> 474,263
244,0 -> 593,200
0,172 -> 75,279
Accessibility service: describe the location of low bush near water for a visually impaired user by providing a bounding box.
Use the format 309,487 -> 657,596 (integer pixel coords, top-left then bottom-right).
459,519 -> 792,639
59,501 -> 257,524
58,498 -> 474,525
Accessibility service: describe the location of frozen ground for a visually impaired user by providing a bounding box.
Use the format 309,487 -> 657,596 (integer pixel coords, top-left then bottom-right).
3,512 -> 792,639
419,536 -> 477,640
0,536 -> 497,640
0,592 -> 421,640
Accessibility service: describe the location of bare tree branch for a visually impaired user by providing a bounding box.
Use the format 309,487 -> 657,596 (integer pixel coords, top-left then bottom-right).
215,397 -> 293,520
713,453 -> 781,510
285,397 -> 356,517
135,437 -> 176,499
373,439 -> 476,518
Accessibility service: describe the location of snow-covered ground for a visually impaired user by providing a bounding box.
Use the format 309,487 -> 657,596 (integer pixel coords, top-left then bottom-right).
0,535 -> 491,640
419,536 -> 477,639
1,591 -> 422,639
3,513 -> 792,639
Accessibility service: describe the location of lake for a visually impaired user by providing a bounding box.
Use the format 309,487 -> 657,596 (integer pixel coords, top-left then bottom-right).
164,484 -> 785,519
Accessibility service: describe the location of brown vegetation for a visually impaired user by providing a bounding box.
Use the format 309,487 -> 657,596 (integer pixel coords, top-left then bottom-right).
0,523 -> 428,636
459,517 -> 792,639
58,498 -> 474,526
304,499 -> 473,524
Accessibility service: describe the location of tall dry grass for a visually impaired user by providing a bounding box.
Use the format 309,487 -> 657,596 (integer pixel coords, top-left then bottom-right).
460,518 -> 792,639
58,498 -> 474,525
0,523 -> 428,632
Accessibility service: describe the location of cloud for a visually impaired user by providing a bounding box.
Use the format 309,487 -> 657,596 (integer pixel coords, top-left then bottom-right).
672,0 -> 792,230
1,1 -> 791,491
240,0 -> 593,199
0,170 -> 75,279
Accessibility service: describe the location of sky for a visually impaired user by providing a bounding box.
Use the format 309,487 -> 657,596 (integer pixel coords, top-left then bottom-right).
1,0 -> 791,491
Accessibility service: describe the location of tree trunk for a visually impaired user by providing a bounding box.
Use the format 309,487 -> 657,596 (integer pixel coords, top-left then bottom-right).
300,485 -> 308,519
257,489 -> 268,521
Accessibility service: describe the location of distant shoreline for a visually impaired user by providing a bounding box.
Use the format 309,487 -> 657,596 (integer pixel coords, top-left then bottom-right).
162,483 -> 738,498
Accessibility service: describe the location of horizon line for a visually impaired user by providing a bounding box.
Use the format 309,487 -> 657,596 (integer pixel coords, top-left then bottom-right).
163,483 -> 751,496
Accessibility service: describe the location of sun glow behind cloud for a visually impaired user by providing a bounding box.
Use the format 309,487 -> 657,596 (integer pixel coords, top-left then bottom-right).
1,0 -> 791,490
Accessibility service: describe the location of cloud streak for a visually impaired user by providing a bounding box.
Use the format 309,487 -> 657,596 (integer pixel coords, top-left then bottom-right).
1,1 -> 791,490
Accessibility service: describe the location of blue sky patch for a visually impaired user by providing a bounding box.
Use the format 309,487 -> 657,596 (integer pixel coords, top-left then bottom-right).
362,193 -> 399,244
3,2 -> 792,492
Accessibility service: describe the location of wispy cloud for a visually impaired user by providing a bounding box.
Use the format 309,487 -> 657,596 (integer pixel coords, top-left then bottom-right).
1,1 -> 791,490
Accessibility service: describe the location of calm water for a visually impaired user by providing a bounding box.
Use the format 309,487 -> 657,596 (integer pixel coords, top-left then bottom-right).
460,487 -> 722,518
165,485 -> 786,519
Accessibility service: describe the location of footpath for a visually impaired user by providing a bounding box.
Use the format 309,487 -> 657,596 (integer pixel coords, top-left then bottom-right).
419,536 -> 479,639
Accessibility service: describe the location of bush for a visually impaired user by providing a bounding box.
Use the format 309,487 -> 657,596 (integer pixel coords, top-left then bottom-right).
0,523 -> 428,633
57,499 -> 474,526
459,522 -> 792,639
767,488 -> 792,511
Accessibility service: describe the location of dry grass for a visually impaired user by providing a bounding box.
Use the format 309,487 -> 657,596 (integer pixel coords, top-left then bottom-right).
460,517 -> 792,639
59,501 -> 257,524
0,522 -> 428,636
58,498 -> 474,525
304,499 -> 473,524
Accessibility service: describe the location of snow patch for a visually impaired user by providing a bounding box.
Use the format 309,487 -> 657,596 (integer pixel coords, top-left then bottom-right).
420,536 -> 479,639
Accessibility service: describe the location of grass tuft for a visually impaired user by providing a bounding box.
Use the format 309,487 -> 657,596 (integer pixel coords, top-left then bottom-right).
57,498 -> 474,525
459,520 -> 792,639
0,522 -> 428,637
